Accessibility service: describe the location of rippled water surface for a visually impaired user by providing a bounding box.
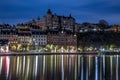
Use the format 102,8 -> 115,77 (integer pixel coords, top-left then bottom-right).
0,54 -> 120,80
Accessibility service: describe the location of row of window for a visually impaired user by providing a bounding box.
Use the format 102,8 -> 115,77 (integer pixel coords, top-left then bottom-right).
48,42 -> 75,45
32,35 -> 46,38
33,39 -> 46,41
0,35 -> 17,37
20,39 -> 31,41
19,42 -> 46,45
37,42 -> 46,45
19,37 -> 31,38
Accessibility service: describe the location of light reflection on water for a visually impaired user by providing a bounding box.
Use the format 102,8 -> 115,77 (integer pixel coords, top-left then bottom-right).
0,54 -> 120,80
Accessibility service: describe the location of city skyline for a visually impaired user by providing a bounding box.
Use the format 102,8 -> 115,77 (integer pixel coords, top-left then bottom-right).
0,0 -> 120,25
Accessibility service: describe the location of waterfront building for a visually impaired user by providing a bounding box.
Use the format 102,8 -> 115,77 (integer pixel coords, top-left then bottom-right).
0,24 -> 13,39
0,29 -> 10,40
8,28 -> 18,51
0,27 -> 17,43
47,29 -> 77,52
17,26 -> 32,51
31,30 -> 47,50
0,26 -> 18,51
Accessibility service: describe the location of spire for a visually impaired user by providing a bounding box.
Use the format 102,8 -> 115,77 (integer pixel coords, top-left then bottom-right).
69,14 -> 72,18
47,8 -> 52,14
32,18 -> 35,22
37,16 -> 40,20
54,13 -> 57,15
32,18 -> 36,23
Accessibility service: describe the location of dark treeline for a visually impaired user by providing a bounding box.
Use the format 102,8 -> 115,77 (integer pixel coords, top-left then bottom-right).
78,31 -> 120,48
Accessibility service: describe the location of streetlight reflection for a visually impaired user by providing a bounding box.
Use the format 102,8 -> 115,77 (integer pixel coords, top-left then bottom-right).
0,57 -> 2,75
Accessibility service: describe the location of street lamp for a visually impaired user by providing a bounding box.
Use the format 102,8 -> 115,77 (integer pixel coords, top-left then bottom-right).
74,34 -> 76,37
61,30 -> 63,33
61,46 -> 64,53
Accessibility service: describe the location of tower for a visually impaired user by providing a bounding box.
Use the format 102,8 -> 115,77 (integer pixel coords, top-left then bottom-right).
44,8 -> 53,29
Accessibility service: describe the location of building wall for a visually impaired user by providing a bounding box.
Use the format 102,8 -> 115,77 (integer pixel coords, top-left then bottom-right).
111,26 -> 120,32
47,31 -> 77,47
18,36 -> 31,45
32,34 -> 47,46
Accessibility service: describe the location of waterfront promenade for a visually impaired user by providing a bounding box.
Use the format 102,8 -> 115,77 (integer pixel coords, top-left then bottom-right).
0,51 -> 98,56
0,51 -> 119,56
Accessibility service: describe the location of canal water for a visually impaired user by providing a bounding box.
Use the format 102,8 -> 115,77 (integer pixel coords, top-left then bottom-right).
0,54 -> 120,80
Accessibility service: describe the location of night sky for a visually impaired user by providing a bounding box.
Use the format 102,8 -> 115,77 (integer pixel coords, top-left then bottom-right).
0,0 -> 120,25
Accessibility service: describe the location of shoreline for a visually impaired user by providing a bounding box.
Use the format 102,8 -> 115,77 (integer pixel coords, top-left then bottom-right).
0,51 -> 119,56
0,52 -> 98,56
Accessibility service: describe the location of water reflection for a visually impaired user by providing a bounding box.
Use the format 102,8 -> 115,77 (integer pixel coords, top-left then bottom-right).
0,54 -> 120,80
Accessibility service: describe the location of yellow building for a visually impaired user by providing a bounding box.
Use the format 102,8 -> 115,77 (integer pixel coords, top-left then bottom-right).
110,25 -> 120,32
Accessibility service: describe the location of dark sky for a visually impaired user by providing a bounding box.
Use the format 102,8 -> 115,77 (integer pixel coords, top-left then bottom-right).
0,0 -> 120,25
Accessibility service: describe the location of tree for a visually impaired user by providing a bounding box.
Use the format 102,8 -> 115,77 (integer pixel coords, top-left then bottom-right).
98,19 -> 109,30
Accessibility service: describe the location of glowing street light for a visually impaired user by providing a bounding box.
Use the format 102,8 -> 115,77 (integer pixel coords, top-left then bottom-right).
61,30 -> 63,33
74,33 -> 76,37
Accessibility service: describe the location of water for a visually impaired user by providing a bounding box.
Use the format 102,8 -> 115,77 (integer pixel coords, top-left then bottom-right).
0,54 -> 120,80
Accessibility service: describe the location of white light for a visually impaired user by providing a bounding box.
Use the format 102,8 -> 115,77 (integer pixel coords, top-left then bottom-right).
74,34 -> 76,37
99,48 -> 105,51
23,56 -> 25,74
93,28 -> 97,31
33,38 -> 35,41
35,56 -> 38,77
6,56 -> 10,79
85,29 -> 88,32
0,57 -> 3,75
61,31 -> 63,33
102,48 -> 105,51
80,30 -> 83,32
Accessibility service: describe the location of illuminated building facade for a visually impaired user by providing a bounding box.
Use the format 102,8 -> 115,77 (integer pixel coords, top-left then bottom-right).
0,24 -> 14,52
79,23 -> 101,32
17,26 -> 32,51
44,9 -> 75,31
47,29 -> 77,52
31,30 -> 47,49
110,25 -> 120,32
